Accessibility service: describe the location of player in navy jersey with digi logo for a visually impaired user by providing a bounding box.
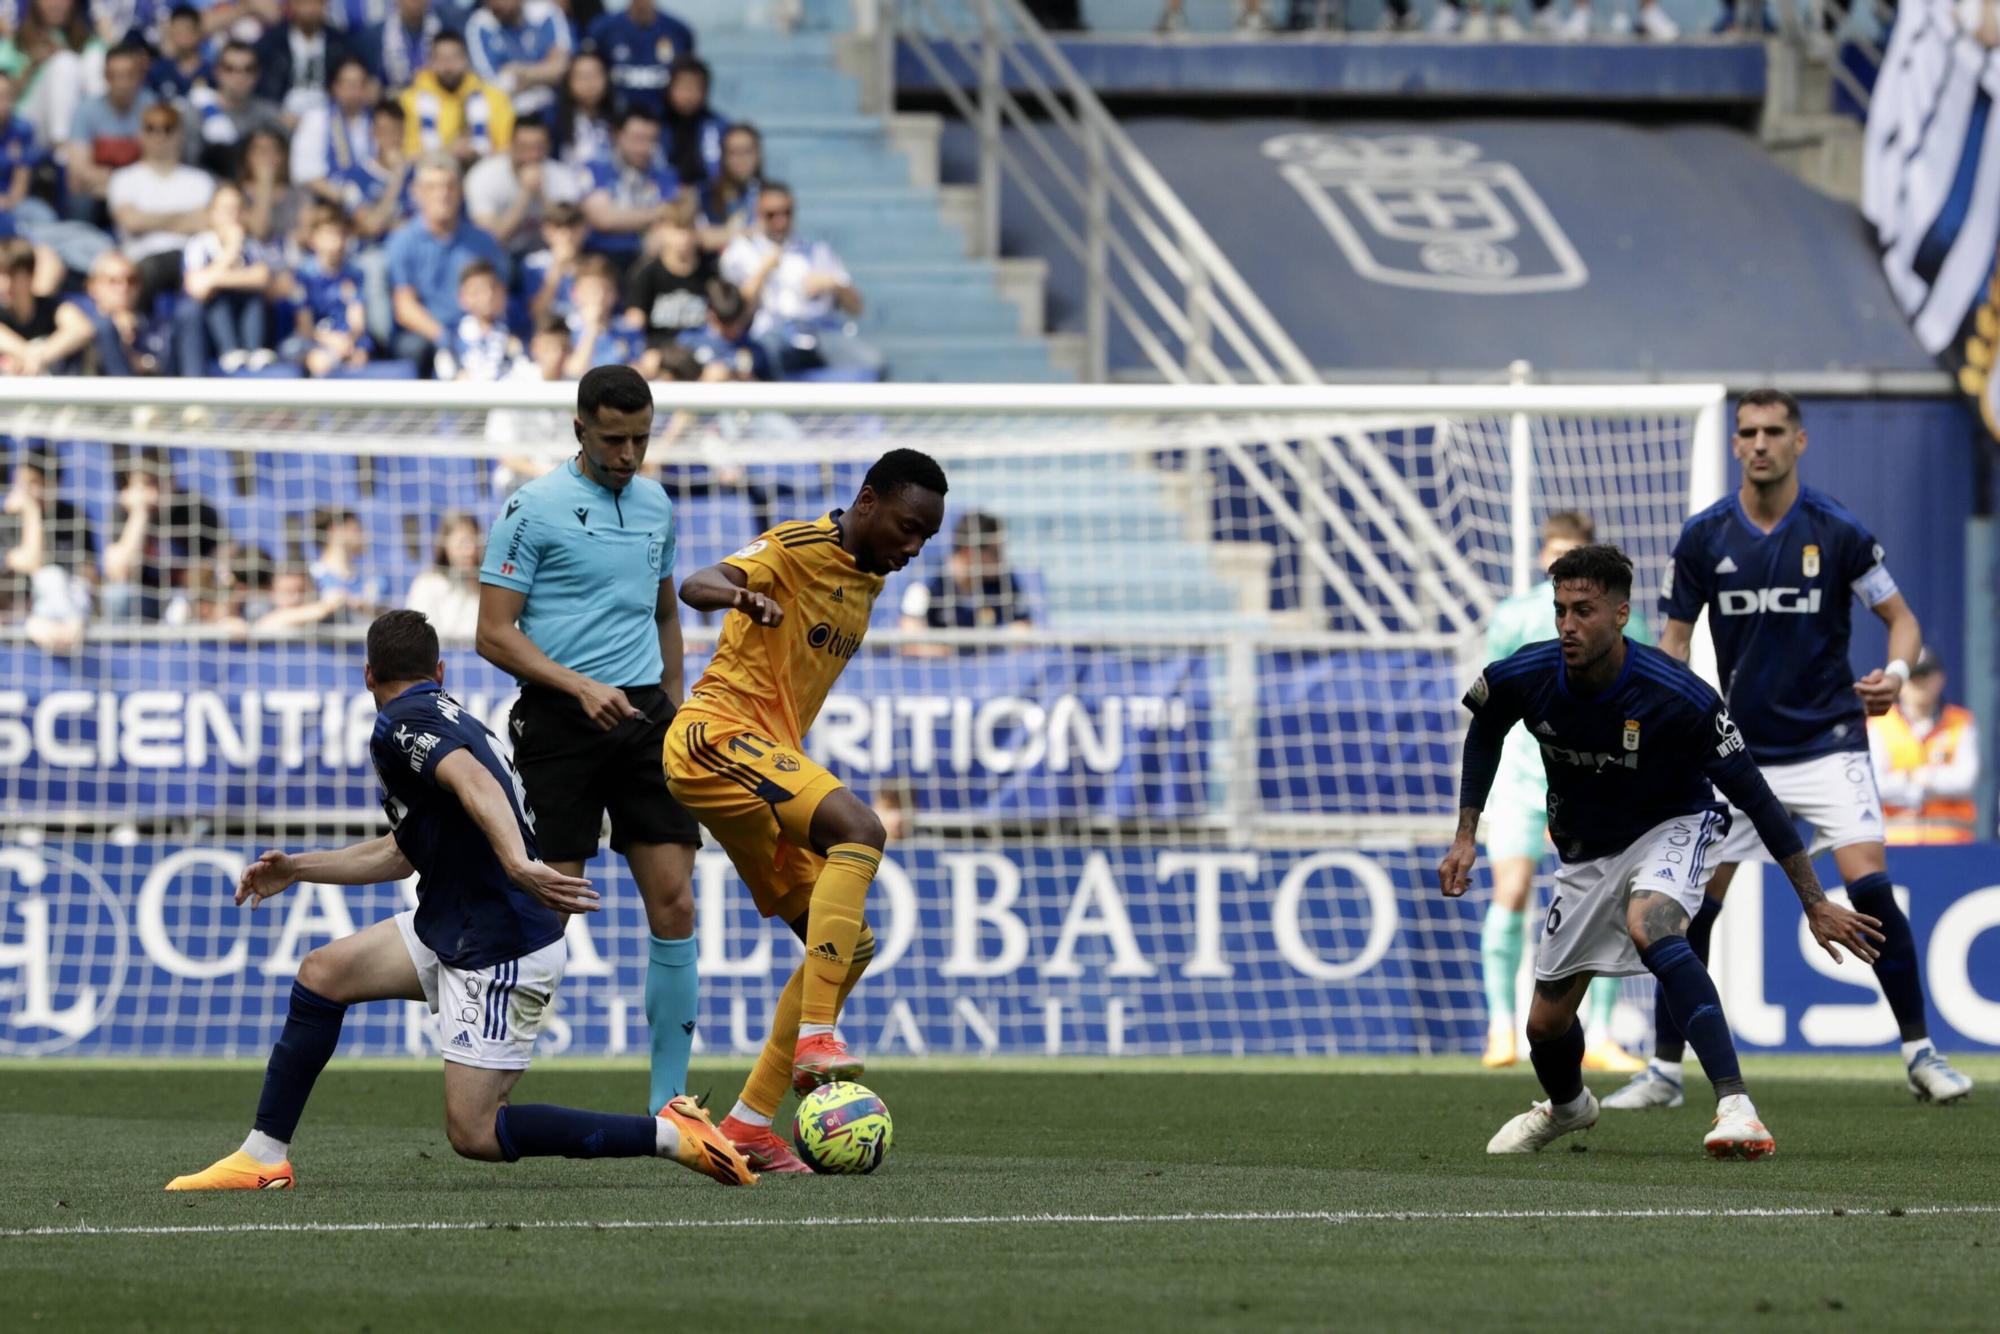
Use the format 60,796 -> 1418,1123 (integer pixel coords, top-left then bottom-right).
1605,389 -> 1976,1111
1442,545 -> 1882,1158
165,611 -> 753,1190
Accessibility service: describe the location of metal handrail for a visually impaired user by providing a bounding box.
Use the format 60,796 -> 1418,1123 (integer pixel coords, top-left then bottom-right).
885,0 -> 1319,387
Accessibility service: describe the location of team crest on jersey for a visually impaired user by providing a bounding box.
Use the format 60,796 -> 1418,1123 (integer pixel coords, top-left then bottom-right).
773,753 -> 800,773
1466,673 -> 1489,707
1622,719 -> 1641,752
732,540 -> 767,559
1802,544 -> 1821,578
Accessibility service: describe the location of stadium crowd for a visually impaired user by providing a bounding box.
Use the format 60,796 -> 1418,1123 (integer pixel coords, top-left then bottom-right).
0,0 -> 883,384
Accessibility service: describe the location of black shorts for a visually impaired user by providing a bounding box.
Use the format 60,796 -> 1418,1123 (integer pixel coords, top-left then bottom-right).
508,683 -> 700,861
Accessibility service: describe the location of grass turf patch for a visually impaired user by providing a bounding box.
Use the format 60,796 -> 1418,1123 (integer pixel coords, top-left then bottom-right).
2,1058 -> 1994,1332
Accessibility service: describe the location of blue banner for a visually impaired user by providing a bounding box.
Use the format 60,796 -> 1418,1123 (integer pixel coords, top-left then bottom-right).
4,839 -> 1995,1058
0,644 -> 1462,820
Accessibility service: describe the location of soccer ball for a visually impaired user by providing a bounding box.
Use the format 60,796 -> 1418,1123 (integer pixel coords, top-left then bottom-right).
792,1081 -> 893,1175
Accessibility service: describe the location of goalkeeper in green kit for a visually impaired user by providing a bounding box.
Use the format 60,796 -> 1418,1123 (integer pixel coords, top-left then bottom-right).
1476,511 -> 1645,1073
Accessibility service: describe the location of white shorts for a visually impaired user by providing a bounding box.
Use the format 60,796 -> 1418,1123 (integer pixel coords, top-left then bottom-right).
1710,750 -> 1884,865
1536,812 -> 1726,981
395,910 -> 567,1070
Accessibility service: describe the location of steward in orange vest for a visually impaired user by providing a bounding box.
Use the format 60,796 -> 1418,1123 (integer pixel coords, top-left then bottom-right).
1867,656 -> 1980,844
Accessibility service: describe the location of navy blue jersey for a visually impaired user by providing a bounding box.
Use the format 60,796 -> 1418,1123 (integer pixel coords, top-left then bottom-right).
1661,486 -> 1899,764
370,681 -> 563,969
1463,640 -> 1803,864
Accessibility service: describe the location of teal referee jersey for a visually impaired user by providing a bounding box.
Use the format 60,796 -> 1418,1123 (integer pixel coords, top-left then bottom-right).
480,460 -> 677,687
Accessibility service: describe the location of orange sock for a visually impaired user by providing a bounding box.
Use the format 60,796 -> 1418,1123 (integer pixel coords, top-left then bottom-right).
800,843 -> 878,1026
739,964 -> 804,1121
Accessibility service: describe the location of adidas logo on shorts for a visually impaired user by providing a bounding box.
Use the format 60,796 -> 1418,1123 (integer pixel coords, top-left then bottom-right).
452,1030 -> 474,1048
1654,868 -> 1676,880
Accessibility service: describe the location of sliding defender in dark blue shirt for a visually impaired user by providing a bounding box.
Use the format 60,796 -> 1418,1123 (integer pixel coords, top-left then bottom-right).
1441,545 -> 1881,1160
1607,388 -> 1975,1111
164,610 -> 754,1192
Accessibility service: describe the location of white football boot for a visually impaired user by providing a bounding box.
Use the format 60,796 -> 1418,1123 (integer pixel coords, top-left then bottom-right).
1907,1047 -> 1975,1104
1601,1061 -> 1685,1110
1487,1090 -> 1600,1154
1703,1093 -> 1775,1160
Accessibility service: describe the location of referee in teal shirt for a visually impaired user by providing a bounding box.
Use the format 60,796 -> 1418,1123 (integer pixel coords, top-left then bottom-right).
476,365 -> 699,1115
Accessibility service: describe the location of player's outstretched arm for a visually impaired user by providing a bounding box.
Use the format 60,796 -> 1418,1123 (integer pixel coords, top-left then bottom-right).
1708,736 -> 1883,963
1439,710 -> 1507,897
1772,848 -> 1883,965
235,835 -> 415,909
433,749 -> 599,915
1438,807 -> 1482,899
680,561 -> 783,626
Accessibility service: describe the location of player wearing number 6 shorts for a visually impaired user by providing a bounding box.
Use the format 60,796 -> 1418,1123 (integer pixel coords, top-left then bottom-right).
1442,545 -> 1882,1159
1606,389 -> 1974,1111
1478,511 -> 1643,1074
667,449 -> 947,1174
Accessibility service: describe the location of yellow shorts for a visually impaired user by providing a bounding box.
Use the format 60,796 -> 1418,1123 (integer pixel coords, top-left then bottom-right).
663,709 -> 843,922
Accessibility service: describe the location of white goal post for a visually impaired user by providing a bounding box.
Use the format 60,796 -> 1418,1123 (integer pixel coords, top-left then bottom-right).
0,378 -> 1725,1058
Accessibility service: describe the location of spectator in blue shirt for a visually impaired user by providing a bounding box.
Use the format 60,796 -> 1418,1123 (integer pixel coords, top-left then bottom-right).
696,120 -> 759,253
63,42 -> 156,223
308,506 -> 386,621
547,49 -> 619,171
517,197 -> 582,327
463,0 -> 570,121
39,250 -> 168,376
363,0 -> 446,92
1,71 -> 48,216
583,0 -> 693,120
674,277 -> 771,381
560,252 -> 644,373
175,180 -> 281,374
282,202 -> 373,375
6,67 -> 116,278
146,7 -> 212,102
580,107 -> 681,262
660,57 -> 724,187
381,150 -> 507,367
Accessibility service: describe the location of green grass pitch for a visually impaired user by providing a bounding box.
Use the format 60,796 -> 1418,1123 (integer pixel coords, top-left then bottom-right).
3,1056 -> 1996,1332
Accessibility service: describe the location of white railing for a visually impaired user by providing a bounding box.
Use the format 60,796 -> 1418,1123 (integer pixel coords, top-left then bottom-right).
883,0 -> 1320,388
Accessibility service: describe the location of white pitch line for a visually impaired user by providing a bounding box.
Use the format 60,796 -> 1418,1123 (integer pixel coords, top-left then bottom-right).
4,1204 -> 1998,1240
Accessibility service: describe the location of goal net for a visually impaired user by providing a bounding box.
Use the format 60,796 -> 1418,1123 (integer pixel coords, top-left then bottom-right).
0,380 -> 1724,1058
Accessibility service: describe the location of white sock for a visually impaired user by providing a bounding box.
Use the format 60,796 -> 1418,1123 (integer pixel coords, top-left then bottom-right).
1901,1039 -> 1934,1065
1650,1058 -> 1683,1082
727,1100 -> 771,1129
799,1022 -> 835,1039
1553,1089 -> 1592,1119
240,1130 -> 289,1165
1488,1016 -> 1513,1039
653,1116 -> 681,1158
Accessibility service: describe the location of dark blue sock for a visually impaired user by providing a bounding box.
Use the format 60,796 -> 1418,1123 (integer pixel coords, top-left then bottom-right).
493,1104 -> 658,1163
1528,1017 -> 1587,1106
1652,895 -> 1721,1063
1641,936 -> 1745,1098
252,981 -> 349,1143
1847,872 -> 1928,1042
